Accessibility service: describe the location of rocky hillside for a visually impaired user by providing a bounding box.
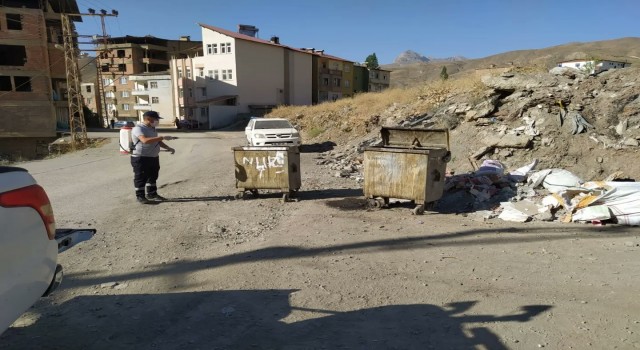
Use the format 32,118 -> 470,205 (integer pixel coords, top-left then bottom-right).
387,37 -> 640,87
270,65 -> 640,186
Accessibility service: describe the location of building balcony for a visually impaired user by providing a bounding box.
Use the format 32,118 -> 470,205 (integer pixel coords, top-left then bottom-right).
131,89 -> 150,95
134,104 -> 152,110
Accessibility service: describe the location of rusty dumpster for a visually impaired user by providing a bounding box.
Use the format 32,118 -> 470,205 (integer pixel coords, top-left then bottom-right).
233,146 -> 301,201
363,127 -> 451,214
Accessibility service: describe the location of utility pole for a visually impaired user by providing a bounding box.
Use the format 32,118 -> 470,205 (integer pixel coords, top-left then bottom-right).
61,13 -> 88,149
60,9 -> 118,149
89,9 -> 119,128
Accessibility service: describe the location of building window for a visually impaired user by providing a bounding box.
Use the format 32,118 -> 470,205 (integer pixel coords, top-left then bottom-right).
345,65 -> 351,72
178,69 -> 182,78
117,49 -> 126,58
221,42 -> 232,54
150,81 -> 158,89
323,77 -> 329,86
120,76 -> 128,84
85,85 -> 92,93
208,70 -> 213,79
0,45 -> 27,66
122,91 -> 130,97
179,88 -> 183,97
214,70 -> 219,80
198,68 -> 204,77
200,107 -> 208,117
206,44 -> 213,55
105,91 -> 115,98
101,64 -> 110,72
201,87 -> 207,96
152,97 -> 159,104
6,14 -> 22,30
187,68 -> 191,79
86,98 -> 92,104
221,69 -> 233,80
118,64 -> 126,72
333,78 -> 341,87
212,44 -> 218,54
383,75 -> 387,80
122,104 -> 130,111
344,80 -> 350,88
0,76 -> 10,91
103,78 -> 113,86
188,88 -> 193,97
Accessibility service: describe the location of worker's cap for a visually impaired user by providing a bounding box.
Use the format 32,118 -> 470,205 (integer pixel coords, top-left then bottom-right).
143,111 -> 162,119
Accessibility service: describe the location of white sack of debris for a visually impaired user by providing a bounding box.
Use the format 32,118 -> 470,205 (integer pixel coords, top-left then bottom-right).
528,169 -> 584,193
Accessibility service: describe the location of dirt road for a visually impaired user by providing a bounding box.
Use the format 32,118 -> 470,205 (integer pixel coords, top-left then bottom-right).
1,130 -> 639,349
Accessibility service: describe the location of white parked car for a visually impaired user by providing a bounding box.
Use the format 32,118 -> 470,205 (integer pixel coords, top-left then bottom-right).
0,166 -> 94,334
245,118 -> 301,146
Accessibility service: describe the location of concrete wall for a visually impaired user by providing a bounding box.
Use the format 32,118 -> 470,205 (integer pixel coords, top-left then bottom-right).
209,106 -> 239,129
236,40 -> 285,111
287,50 -> 313,106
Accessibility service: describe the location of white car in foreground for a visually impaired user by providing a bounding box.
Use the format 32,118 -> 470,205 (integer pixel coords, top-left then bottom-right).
0,166 -> 94,334
245,118 -> 301,146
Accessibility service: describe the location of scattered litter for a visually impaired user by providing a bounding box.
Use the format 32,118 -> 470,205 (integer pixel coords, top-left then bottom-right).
498,202 -> 531,222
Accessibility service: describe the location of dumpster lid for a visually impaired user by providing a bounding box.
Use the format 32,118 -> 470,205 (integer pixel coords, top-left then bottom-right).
380,127 -> 450,150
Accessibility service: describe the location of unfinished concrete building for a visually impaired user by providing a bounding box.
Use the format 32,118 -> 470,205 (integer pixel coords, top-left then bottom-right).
0,0 -> 81,159
95,35 -> 202,125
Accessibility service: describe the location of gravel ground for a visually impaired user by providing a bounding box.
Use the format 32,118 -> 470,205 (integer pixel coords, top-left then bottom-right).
1,130 -> 639,350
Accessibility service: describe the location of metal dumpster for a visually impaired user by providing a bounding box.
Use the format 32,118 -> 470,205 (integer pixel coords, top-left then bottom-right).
363,127 -> 451,214
233,146 -> 301,201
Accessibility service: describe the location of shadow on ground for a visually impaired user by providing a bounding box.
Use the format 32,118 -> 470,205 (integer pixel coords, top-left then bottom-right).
300,141 -> 337,153
0,290 -> 550,350
61,225 -> 632,289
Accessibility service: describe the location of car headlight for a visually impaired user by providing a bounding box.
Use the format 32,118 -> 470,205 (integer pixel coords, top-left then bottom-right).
292,132 -> 300,137
254,133 -> 265,138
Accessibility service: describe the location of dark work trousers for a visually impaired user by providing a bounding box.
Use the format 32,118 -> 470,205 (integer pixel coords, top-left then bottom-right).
131,156 -> 160,198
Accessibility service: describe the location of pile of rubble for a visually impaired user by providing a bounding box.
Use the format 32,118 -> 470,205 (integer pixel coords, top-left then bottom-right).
444,159 -> 640,226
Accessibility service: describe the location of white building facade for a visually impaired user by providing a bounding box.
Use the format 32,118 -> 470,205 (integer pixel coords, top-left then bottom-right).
129,72 -> 174,126
170,23 -> 313,129
558,59 -> 630,74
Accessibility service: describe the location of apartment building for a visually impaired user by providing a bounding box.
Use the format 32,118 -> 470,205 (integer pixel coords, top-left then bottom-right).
368,68 -> 391,92
95,35 -> 201,126
129,72 -> 173,121
310,52 -> 354,103
170,23 -> 314,129
0,0 -> 81,158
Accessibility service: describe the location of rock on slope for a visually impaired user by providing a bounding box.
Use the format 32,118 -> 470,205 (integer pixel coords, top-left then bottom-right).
306,66 -> 640,185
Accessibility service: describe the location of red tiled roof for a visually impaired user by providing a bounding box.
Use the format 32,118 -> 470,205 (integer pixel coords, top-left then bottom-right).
197,23 -> 353,63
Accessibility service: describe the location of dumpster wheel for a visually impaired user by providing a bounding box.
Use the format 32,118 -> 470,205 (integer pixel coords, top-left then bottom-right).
412,204 -> 425,215
367,198 -> 385,210
234,192 -> 245,200
250,189 -> 259,198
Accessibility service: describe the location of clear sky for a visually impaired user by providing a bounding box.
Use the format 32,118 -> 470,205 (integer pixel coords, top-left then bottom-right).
74,0 -> 639,64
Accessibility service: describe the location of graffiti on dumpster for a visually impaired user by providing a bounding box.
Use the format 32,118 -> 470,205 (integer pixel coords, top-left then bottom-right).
242,151 -> 286,178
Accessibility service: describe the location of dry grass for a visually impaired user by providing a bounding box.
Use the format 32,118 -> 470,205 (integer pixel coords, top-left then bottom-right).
269,75 -> 489,144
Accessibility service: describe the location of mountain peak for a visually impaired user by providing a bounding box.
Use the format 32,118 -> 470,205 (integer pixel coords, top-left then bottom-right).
394,50 -> 430,64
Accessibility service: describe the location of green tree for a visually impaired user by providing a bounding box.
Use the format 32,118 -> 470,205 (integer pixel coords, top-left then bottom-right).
440,66 -> 449,81
365,53 -> 379,69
